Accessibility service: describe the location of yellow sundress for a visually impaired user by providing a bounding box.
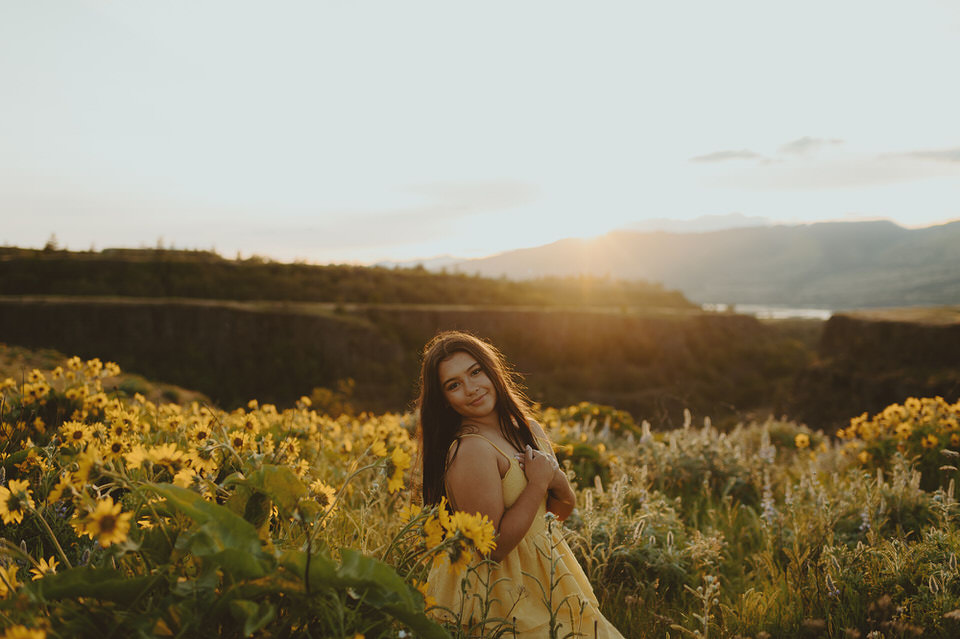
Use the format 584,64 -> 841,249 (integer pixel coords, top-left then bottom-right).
427,433 -> 625,638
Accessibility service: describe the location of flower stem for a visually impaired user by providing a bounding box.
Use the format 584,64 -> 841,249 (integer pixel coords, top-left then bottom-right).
29,504 -> 73,569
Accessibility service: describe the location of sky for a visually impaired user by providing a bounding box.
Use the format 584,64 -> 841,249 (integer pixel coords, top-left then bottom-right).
1,0 -> 959,264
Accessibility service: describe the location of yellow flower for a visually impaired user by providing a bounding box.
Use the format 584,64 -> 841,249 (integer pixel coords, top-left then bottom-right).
370,439 -> 387,457
125,444 -> 151,469
239,413 -> 261,434
794,433 -> 810,449
423,515 -> 444,550
310,479 -> 337,513
46,472 -> 78,504
0,564 -> 19,598
922,434 -> 939,449
150,443 -> 186,473
412,579 -> 438,608
228,430 -> 254,453
29,556 -> 59,580
446,542 -> 473,575
104,361 -> 121,377
895,422 -> 913,440
858,450 -> 872,464
66,356 -> 83,371
84,357 -> 103,378
387,446 -> 411,493
437,496 -> 453,532
185,449 -> 219,477
952,433 -> 960,447
1,377 -> 16,391
85,392 -> 109,410
103,437 -> 128,461
60,420 -> 94,448
189,422 -> 213,446
399,503 -> 422,523
0,479 -> 35,524
0,625 -> 45,639
84,496 -> 133,547
26,369 -> 45,384
448,511 -> 496,556
173,467 -> 199,488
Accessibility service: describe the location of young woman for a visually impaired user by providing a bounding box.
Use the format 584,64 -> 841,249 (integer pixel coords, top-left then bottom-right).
417,330 -> 625,638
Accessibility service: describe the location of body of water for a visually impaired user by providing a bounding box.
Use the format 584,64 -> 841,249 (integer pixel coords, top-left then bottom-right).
701,303 -> 833,320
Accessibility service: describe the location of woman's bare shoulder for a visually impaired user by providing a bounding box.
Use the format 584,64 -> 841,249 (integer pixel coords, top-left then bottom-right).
446,435 -> 500,471
444,436 -> 505,514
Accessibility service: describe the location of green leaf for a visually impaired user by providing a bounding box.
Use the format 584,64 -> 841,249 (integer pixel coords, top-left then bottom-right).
149,483 -> 275,579
229,599 -> 277,637
242,465 -> 309,516
279,549 -> 450,639
31,567 -> 159,605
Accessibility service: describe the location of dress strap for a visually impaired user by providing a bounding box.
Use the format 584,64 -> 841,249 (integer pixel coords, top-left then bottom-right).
455,433 -> 516,463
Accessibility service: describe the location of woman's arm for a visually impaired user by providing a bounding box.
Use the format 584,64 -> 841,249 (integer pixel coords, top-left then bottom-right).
446,439 -> 554,562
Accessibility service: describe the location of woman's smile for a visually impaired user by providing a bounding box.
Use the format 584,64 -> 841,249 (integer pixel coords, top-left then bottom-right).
469,392 -> 488,406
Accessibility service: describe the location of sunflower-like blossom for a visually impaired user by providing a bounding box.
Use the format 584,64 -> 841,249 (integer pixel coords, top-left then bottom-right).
83,496 -> 133,547
387,446 -> 411,493
0,479 -> 34,525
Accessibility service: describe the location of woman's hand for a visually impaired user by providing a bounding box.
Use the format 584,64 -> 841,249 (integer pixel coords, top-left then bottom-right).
516,445 -> 555,491
516,445 -> 567,490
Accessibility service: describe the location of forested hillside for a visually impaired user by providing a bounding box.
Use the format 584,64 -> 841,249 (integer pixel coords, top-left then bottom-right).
0,247 -> 693,309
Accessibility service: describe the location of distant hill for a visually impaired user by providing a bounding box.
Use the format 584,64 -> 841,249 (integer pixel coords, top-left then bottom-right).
0,247 -> 694,310
448,220 -> 960,309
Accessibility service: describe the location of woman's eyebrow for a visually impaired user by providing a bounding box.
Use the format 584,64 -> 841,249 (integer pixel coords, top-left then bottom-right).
442,361 -> 479,386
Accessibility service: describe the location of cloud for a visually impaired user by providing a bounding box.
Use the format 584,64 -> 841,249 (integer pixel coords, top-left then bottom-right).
778,136 -> 843,155
250,179 -> 541,252
894,147 -> 960,163
622,213 -> 772,233
689,149 -> 765,163
401,180 -> 539,211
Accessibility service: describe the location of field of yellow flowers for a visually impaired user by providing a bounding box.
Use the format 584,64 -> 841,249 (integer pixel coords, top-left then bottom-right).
2,354 -> 960,638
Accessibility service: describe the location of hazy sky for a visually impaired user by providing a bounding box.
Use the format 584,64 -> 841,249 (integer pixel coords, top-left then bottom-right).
2,0 -> 959,263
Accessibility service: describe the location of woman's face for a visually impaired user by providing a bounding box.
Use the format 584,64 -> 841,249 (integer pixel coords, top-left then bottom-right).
437,351 -> 497,420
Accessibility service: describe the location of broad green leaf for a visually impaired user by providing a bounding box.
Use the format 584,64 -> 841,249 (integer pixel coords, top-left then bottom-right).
229,599 -> 277,637
242,465 -> 309,516
31,567 -> 159,605
279,549 -> 450,639
149,483 -> 275,579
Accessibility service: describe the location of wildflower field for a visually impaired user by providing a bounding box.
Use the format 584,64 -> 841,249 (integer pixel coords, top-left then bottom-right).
2,354 -> 960,638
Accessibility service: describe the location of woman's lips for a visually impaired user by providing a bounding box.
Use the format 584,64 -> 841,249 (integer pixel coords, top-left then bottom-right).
469,392 -> 487,406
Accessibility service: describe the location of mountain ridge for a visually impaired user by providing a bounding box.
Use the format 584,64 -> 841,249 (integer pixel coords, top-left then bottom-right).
446,220 -> 960,309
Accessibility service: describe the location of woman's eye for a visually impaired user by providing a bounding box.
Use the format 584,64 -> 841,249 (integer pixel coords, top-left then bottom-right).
471,369 -> 481,376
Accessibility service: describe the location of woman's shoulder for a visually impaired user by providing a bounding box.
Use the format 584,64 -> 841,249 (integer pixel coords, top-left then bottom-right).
446,433 -> 500,464
445,435 -> 506,487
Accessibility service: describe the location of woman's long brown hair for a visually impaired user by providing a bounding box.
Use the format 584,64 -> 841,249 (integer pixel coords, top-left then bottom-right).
416,330 -> 540,506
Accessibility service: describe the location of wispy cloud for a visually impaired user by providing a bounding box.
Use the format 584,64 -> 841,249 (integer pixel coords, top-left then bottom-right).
401,180 -> 538,211
778,136 -> 843,155
689,149 -> 765,163
254,179 -> 540,252
893,147 -> 960,163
